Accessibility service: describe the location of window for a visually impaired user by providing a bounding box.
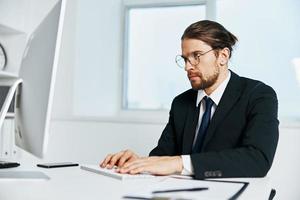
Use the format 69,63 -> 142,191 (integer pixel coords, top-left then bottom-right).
123,4 -> 206,110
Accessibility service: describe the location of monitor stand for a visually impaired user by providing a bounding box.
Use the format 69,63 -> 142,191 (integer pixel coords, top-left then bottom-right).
0,79 -> 49,179
0,170 -> 50,180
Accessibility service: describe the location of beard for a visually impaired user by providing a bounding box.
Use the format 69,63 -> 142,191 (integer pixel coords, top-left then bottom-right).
190,66 -> 220,90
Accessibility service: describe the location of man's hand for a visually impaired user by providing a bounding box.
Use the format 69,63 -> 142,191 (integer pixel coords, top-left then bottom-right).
116,156 -> 183,176
100,149 -> 139,169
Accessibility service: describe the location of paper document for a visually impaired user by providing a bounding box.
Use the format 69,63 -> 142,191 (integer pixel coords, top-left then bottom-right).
123,178 -> 247,200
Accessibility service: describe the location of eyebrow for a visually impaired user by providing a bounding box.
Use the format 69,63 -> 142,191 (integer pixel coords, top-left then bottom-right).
182,50 -> 204,57
192,50 -> 205,54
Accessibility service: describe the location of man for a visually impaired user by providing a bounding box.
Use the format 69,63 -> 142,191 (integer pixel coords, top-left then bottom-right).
100,20 -> 279,179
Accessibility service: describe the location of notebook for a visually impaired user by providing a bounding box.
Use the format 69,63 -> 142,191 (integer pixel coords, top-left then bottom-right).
80,165 -> 156,180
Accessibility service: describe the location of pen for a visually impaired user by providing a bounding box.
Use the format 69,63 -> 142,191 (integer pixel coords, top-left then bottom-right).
123,196 -> 192,200
123,196 -> 150,200
152,187 -> 209,194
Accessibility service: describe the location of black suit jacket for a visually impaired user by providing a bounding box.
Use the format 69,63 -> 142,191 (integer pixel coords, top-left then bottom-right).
149,71 -> 279,179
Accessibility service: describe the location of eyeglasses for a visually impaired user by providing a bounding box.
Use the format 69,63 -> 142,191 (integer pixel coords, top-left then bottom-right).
175,48 -> 215,68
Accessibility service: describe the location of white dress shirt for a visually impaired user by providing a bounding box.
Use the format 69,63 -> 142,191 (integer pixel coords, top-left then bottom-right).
181,71 -> 231,175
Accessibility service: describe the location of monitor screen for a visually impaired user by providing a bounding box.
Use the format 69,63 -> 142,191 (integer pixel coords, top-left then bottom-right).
14,0 -> 65,158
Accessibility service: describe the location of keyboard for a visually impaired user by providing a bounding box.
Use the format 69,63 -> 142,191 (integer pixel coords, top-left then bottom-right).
80,165 -> 156,180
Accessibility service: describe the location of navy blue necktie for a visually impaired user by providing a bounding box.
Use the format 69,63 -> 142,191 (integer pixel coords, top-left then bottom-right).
192,96 -> 214,153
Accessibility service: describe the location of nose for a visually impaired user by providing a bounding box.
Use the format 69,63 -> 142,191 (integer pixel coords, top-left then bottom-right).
184,61 -> 193,71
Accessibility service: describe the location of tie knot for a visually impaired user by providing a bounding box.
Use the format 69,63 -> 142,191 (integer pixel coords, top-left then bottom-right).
203,96 -> 214,109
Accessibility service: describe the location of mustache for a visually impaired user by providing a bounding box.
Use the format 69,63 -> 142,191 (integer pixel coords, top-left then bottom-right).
187,71 -> 202,79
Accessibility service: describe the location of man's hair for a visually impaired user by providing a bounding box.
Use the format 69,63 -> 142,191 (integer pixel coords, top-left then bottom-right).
181,20 -> 238,58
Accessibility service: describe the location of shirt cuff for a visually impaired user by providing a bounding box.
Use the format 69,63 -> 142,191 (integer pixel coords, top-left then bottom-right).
180,155 -> 194,175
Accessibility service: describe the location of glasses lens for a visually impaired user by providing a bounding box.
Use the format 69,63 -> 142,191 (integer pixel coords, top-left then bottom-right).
175,55 -> 185,68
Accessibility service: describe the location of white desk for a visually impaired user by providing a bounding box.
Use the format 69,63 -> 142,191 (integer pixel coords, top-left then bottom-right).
0,151 -> 272,200
0,163 -> 272,200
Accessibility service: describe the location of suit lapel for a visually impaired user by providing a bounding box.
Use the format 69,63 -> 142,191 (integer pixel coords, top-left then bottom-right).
182,91 -> 198,154
201,71 -> 243,150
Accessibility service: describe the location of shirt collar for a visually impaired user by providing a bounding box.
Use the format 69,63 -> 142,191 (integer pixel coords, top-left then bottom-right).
196,70 -> 231,106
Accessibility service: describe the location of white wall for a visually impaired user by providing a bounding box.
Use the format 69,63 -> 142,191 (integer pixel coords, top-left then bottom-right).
268,126 -> 300,200
48,0 -> 300,200
52,0 -> 127,118
45,120 -> 164,163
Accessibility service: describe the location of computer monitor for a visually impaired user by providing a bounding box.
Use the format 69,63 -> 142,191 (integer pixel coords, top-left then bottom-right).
0,0 -> 65,162
14,0 -> 65,158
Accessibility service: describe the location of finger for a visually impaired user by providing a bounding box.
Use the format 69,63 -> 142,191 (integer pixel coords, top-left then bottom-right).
107,151 -> 126,169
128,162 -> 157,175
119,160 -> 148,174
100,154 -> 113,168
129,166 -> 148,175
100,156 -> 108,167
122,157 -> 147,169
121,157 -> 165,175
117,150 -> 137,167
126,156 -> 137,164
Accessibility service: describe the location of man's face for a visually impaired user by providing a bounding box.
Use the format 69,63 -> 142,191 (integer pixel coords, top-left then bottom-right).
181,38 -> 220,90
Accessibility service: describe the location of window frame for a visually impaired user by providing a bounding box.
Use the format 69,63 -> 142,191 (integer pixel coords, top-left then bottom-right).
121,0 -> 216,115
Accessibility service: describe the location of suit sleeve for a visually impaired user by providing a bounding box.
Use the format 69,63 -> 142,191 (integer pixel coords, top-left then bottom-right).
191,84 -> 279,179
149,100 -> 179,156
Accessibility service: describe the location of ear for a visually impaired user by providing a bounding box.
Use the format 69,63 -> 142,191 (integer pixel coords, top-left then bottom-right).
217,47 -> 230,66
